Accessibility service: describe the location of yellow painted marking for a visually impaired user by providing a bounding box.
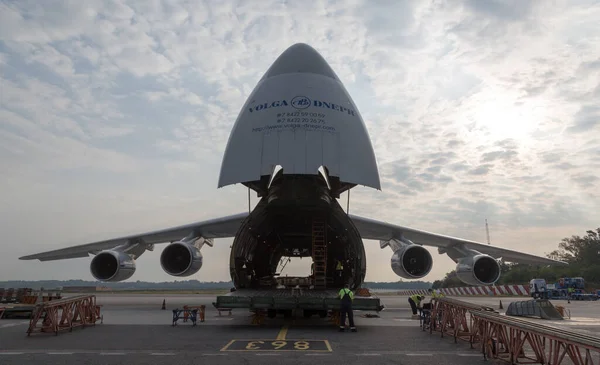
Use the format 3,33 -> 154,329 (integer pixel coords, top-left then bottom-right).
294,340 -> 309,350
246,341 -> 264,350
220,339 -> 332,352
325,340 -> 333,352
276,325 -> 288,340
220,340 -> 236,352
272,340 -> 287,349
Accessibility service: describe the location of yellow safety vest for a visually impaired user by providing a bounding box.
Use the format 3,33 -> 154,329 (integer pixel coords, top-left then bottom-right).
336,261 -> 343,270
409,294 -> 422,305
339,288 -> 354,300
432,290 -> 444,299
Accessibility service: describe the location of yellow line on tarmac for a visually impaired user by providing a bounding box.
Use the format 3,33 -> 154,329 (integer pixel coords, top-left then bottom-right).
276,325 -> 289,340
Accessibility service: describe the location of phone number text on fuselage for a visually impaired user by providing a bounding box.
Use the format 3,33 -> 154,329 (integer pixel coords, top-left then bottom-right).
279,112 -> 326,118
277,118 -> 325,124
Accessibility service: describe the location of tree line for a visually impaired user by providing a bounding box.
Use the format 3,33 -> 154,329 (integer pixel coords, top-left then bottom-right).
432,228 -> 600,290
0,279 -> 433,290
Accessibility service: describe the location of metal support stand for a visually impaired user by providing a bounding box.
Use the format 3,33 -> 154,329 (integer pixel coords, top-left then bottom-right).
427,297 -> 600,365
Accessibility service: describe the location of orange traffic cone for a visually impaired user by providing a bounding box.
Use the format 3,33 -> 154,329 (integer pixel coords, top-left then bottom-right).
161,299 -> 166,310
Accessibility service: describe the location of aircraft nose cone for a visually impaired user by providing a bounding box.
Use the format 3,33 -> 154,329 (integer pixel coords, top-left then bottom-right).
261,43 -> 340,81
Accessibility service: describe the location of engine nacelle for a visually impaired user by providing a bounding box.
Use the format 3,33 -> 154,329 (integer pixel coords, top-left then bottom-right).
160,241 -> 203,277
90,250 -> 136,282
391,244 -> 433,279
456,254 -> 501,286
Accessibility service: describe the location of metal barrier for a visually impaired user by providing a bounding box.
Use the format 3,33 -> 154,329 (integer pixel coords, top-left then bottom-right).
471,310 -> 600,365
172,309 -> 198,326
427,297 -> 600,364
428,297 -> 497,344
26,295 -> 102,336
182,305 -> 206,322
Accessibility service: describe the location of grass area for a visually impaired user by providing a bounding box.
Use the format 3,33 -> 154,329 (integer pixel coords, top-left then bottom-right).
371,291 -> 403,296
70,289 -> 405,296
67,289 -> 231,295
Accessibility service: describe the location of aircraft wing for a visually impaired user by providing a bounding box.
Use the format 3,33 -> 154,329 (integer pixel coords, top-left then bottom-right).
19,212 -> 250,262
349,214 -> 567,265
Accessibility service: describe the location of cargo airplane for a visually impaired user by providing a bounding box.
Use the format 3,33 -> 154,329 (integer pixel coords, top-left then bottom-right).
20,43 -> 566,290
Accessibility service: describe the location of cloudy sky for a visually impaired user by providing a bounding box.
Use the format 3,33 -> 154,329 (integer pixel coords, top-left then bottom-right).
1,0 -> 599,284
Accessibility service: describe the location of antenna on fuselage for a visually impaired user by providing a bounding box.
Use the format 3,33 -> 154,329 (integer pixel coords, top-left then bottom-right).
248,187 -> 251,214
347,189 -> 350,214
485,219 -> 491,245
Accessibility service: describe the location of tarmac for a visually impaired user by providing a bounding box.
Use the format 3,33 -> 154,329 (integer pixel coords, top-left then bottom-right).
1,293 -> 599,364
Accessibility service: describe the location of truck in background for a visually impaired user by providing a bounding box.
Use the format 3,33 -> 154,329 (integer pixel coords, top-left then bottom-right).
529,278 -> 548,299
529,277 -> 598,301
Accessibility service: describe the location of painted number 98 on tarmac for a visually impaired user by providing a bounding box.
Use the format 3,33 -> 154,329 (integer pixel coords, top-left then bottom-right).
221,339 -> 331,352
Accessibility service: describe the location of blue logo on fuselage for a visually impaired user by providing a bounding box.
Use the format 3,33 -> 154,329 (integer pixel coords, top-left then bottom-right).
291,96 -> 311,109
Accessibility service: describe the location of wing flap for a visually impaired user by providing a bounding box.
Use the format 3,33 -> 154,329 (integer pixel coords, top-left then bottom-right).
19,212 -> 249,261
349,214 -> 567,266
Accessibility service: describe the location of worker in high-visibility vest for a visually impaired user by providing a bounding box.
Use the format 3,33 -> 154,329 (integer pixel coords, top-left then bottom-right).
431,289 -> 444,299
335,260 -> 344,285
408,294 -> 425,315
567,287 -> 574,303
338,284 -> 356,332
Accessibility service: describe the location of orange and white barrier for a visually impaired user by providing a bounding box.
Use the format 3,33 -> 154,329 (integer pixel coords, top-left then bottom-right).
396,285 -> 530,297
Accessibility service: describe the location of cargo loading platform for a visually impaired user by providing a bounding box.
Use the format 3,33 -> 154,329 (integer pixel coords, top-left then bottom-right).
214,289 -> 383,313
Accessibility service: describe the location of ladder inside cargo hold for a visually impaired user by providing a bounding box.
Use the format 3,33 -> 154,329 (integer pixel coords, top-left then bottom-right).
312,217 -> 327,289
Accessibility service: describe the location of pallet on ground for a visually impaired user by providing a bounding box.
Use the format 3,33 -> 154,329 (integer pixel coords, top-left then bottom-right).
0,304 -> 36,319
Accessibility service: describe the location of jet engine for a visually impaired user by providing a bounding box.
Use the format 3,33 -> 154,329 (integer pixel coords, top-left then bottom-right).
160,241 -> 203,277
391,244 -> 433,279
90,250 -> 136,282
456,254 -> 501,286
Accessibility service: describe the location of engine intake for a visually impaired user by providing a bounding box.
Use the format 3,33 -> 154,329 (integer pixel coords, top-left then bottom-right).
456,254 -> 501,286
90,251 -> 136,282
160,242 -> 203,277
391,244 -> 433,279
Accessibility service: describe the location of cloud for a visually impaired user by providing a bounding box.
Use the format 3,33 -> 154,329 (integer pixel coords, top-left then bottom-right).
463,0 -> 535,21
480,150 -> 518,163
1,0 -> 599,284
567,105 -> 600,133
469,165 -> 492,175
571,174 -> 599,188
